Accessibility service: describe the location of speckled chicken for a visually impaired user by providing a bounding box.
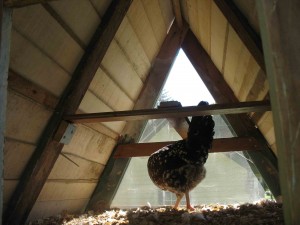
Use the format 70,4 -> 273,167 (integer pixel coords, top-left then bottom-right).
147,101 -> 215,210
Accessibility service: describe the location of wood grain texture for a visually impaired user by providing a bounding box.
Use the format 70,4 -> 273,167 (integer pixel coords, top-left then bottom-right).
257,2 -> 300,222
114,137 -> 263,158
4,0 -> 57,7
65,101 -> 271,123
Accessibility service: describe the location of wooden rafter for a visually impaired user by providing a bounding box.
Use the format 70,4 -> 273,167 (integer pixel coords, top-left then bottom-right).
3,1 -> 132,224
86,21 -> 189,212
257,1 -> 300,223
65,101 -> 271,123
214,0 -> 265,72
181,29 -> 281,198
114,137 -> 263,158
4,0 -> 57,8
171,0 -> 183,29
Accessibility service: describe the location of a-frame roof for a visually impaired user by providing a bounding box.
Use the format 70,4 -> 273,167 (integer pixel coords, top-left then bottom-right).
1,0 -> 299,224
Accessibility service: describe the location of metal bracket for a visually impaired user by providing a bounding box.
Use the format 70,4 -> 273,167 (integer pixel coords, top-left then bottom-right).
59,123 -> 76,144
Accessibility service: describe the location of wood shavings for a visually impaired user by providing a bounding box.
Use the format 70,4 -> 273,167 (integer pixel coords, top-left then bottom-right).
28,200 -> 283,225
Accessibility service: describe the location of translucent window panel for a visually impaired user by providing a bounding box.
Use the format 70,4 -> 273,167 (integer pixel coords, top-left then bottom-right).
111,49 -> 268,208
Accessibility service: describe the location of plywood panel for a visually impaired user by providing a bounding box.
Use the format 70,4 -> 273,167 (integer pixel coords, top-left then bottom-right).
210,1 -> 228,73
158,0 -> 174,31
185,0 -> 199,38
89,67 -> 134,111
223,26 -> 244,90
29,199 -> 89,221
37,182 -> 97,201
10,29 -> 70,97
49,0 -> 100,46
6,91 -> 52,144
12,4 -> 84,74
197,0 -> 212,54
89,0 -> 112,17
257,111 -> 275,148
246,69 -> 269,101
115,17 -> 150,81
142,0 -> 166,46
238,56 -> 260,101
4,139 -> 35,179
62,124 -> 116,165
127,0 -> 159,62
101,40 -> 143,100
79,91 -> 126,133
83,123 -> 119,140
232,47 -> 251,97
48,154 -> 105,180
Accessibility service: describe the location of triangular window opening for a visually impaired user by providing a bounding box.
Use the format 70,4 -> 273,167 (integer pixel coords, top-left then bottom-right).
111,49 -> 271,208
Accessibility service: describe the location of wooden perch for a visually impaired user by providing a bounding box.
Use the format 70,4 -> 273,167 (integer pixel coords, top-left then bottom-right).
64,101 -> 270,123
114,137 -> 263,158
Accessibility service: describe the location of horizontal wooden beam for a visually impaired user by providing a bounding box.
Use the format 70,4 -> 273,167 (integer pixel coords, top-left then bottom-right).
65,101 -> 270,123
114,137 -> 263,158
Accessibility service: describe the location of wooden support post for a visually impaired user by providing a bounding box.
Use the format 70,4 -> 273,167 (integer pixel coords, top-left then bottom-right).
3,1 -> 132,224
181,29 -> 281,199
256,1 -> 300,223
86,21 -> 189,212
0,6 -> 12,224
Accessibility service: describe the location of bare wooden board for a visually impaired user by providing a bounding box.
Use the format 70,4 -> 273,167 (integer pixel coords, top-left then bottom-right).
48,1 -> 100,46
114,137 -> 263,158
196,0 -> 211,55
141,0 -> 166,46
65,101 -> 271,123
115,16 -> 151,82
89,0 -> 112,17
10,28 -> 71,96
4,139 -> 35,179
101,39 -> 143,100
159,0 -> 174,30
89,68 -> 134,110
127,0 -> 159,62
12,4 -> 84,74
6,91 -> 52,144
4,0 -> 57,8
210,1 -> 228,73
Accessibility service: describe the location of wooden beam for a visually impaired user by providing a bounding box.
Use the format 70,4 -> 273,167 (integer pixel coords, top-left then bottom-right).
171,0 -> 183,29
256,1 -> 300,223
4,0 -> 57,8
114,137 -> 263,158
182,29 -> 281,198
3,1 -> 132,224
86,21 -> 189,212
65,101 -> 271,123
0,7 -> 12,224
214,0 -> 265,71
8,70 -> 58,109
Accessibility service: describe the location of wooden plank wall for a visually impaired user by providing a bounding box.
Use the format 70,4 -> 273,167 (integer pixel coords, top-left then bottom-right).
4,0 -> 174,220
180,0 -> 275,154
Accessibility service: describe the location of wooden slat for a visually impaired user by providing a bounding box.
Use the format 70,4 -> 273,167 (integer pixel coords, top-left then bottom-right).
8,70 -> 58,109
114,137 -> 263,158
65,101 -> 270,123
214,0 -> 265,71
182,29 -> 281,199
3,1 -> 132,224
257,1 -> 300,223
4,0 -> 57,8
86,21 -> 188,212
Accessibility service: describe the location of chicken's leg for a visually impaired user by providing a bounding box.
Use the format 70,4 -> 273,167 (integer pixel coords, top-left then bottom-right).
174,193 -> 184,209
185,191 -> 195,210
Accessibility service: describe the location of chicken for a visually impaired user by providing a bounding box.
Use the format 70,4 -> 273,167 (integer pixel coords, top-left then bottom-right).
147,101 -> 215,210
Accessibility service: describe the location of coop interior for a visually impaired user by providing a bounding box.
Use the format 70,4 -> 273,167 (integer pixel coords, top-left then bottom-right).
0,0 -> 298,224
